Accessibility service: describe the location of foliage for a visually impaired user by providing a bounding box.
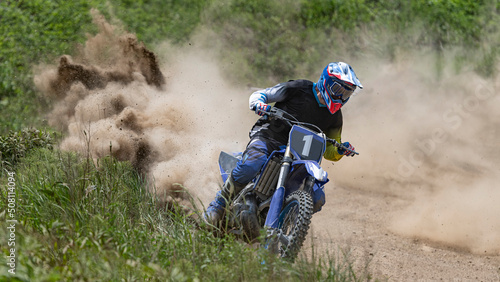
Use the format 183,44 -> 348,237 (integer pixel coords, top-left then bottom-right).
203,0 -> 500,85
0,0 -> 103,133
0,128 -> 54,171
0,0 -> 211,134
300,0 -> 376,31
205,0 -> 320,85
106,0 -> 210,44
1,0 -> 499,132
300,0 -> 498,47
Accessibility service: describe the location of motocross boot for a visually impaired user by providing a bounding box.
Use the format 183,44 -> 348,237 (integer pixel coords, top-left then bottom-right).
203,175 -> 245,227
263,227 -> 280,254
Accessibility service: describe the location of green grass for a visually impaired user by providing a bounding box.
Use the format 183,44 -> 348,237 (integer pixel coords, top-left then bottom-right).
0,147 -> 371,281
0,0 -> 102,133
0,128 -> 56,170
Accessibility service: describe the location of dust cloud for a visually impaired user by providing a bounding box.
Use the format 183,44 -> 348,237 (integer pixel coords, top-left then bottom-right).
34,11 -> 253,209
330,53 -> 500,255
34,10 -> 500,255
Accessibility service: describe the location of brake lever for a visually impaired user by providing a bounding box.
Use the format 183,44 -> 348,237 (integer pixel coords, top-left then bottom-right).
267,107 -> 283,118
267,108 -> 293,127
327,139 -> 359,156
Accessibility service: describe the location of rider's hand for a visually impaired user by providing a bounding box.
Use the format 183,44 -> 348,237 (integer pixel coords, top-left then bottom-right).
254,102 -> 272,116
337,142 -> 356,157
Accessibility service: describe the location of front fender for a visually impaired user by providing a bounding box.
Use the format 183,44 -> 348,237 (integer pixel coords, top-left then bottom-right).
292,160 -> 328,183
284,161 -> 328,195
265,160 -> 328,228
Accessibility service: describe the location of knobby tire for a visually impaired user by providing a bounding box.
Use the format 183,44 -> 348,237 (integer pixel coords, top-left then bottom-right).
278,190 -> 313,261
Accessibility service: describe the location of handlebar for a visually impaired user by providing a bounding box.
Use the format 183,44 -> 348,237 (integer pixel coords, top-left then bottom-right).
253,107 -> 359,156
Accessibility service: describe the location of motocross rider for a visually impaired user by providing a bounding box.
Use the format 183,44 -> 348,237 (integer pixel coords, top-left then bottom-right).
203,62 -> 363,226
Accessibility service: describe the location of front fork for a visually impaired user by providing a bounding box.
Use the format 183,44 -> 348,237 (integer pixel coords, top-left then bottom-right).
264,146 -> 293,228
263,146 -> 319,253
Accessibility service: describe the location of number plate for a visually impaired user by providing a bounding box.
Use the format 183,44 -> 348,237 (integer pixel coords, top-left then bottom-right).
288,125 -> 326,162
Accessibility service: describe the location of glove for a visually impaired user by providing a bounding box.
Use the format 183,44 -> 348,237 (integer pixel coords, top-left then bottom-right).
254,102 -> 271,116
337,142 -> 356,157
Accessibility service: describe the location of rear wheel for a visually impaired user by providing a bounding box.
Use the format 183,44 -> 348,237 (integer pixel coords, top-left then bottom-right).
276,190 -> 313,261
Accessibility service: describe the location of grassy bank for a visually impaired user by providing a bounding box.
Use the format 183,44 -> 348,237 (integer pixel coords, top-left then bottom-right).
0,144 -> 370,281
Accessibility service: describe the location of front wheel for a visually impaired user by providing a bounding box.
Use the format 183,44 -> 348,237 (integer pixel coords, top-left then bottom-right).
276,190 -> 313,261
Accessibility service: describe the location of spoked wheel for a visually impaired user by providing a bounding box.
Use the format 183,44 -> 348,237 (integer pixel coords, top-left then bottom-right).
275,190 -> 313,261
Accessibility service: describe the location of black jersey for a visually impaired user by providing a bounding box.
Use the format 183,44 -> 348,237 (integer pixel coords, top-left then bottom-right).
249,79 -> 343,145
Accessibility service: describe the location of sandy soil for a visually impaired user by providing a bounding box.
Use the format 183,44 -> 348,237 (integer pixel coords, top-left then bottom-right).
303,184 -> 500,281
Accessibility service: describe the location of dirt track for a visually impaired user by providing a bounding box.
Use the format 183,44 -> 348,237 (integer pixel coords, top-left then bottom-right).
305,182 -> 500,281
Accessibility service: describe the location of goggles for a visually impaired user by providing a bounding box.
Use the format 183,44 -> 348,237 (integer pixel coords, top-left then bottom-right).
327,79 -> 355,101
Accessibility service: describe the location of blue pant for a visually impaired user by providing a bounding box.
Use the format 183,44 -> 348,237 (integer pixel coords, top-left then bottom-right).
231,137 -> 325,213
231,137 -> 281,185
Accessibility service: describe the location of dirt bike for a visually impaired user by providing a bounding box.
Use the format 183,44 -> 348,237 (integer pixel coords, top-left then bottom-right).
216,107 -> 358,261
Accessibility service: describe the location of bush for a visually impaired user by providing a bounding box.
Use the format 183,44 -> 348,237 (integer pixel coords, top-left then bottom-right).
0,128 -> 54,171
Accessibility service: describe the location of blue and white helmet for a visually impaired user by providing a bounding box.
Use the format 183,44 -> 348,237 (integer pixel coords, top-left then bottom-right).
317,62 -> 363,114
